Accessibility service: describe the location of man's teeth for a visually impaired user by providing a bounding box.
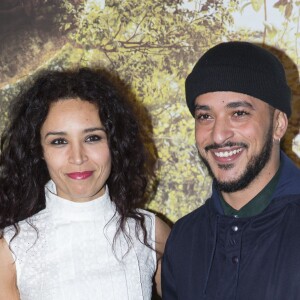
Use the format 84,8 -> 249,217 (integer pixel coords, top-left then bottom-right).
214,148 -> 243,158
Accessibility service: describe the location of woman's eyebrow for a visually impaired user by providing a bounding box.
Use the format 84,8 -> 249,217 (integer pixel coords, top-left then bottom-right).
83,127 -> 105,133
44,131 -> 66,138
44,127 -> 105,138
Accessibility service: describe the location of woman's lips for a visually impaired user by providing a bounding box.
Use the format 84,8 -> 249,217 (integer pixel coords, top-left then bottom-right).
67,171 -> 93,180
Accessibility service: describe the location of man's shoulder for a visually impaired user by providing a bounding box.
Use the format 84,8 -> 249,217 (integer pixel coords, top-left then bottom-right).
176,203 -> 208,225
168,199 -> 212,240
276,152 -> 300,197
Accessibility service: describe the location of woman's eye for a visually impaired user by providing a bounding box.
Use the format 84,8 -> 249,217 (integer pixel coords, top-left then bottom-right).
50,138 -> 67,145
86,135 -> 102,142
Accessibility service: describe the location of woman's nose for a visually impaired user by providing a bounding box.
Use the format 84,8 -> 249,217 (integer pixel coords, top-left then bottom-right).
68,144 -> 88,165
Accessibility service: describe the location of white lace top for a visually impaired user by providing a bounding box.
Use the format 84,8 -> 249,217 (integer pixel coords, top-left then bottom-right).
4,181 -> 156,300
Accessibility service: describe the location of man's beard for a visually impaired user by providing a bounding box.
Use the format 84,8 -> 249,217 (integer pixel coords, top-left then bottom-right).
199,124 -> 274,193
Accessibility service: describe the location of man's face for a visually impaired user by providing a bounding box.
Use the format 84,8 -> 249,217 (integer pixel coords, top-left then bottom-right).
194,91 -> 276,193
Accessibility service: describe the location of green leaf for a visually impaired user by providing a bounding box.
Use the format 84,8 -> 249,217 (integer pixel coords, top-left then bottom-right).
64,23 -> 71,30
251,0 -> 264,12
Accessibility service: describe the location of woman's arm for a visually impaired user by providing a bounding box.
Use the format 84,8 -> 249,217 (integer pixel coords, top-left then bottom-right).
154,216 -> 171,297
0,238 -> 20,300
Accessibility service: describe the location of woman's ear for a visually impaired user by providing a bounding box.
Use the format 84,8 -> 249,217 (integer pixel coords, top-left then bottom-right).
273,110 -> 288,141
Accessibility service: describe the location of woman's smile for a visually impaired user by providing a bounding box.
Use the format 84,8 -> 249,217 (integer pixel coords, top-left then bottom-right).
66,171 -> 94,180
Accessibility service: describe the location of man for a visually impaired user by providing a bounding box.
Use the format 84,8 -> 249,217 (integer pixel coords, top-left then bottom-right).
162,41 -> 300,300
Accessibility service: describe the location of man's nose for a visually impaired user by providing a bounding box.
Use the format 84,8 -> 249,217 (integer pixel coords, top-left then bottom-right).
211,118 -> 234,145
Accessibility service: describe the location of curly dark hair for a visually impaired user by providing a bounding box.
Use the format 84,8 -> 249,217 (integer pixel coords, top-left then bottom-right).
0,68 -> 153,248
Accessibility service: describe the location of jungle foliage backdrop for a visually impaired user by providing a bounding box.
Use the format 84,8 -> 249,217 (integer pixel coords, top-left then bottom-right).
1,0 -> 300,224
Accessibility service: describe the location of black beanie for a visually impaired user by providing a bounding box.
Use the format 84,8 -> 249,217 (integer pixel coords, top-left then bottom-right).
185,41 -> 291,117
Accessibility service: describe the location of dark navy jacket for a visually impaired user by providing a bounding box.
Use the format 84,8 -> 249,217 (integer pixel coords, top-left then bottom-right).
162,152 -> 300,300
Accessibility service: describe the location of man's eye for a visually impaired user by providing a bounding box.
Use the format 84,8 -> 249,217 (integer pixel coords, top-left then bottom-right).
196,113 -> 211,120
233,110 -> 250,117
86,135 -> 102,142
50,138 -> 67,145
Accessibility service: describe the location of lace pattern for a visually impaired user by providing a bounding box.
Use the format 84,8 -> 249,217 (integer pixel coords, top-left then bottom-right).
4,181 -> 156,300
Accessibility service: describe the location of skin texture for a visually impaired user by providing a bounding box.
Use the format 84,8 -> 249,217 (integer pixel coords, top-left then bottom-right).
155,216 -> 171,297
40,99 -> 112,202
195,91 -> 288,210
0,239 -> 19,300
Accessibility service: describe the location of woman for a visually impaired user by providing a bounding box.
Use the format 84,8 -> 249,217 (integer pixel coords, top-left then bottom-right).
0,68 -> 170,299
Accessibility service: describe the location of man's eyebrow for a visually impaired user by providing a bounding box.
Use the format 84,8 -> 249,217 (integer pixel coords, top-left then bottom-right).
195,101 -> 254,111
195,104 -> 210,111
226,101 -> 254,109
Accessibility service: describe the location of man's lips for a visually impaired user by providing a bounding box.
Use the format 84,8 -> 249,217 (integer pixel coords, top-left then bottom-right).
213,147 -> 243,158
211,147 -> 244,162
204,142 -> 247,163
66,171 -> 93,180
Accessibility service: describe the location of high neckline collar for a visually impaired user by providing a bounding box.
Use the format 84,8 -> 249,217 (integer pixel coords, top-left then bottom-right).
44,180 -> 112,219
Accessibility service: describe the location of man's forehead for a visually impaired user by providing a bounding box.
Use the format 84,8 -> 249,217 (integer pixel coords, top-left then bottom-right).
194,91 -> 268,110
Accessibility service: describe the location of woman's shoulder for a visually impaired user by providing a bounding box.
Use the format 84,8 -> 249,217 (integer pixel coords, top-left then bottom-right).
133,209 -> 171,242
136,207 -> 155,218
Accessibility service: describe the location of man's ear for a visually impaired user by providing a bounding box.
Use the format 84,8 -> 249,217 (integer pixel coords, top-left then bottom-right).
273,110 -> 288,141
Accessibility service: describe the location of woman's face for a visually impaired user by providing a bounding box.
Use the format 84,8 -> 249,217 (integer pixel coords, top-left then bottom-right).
40,98 -> 111,202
